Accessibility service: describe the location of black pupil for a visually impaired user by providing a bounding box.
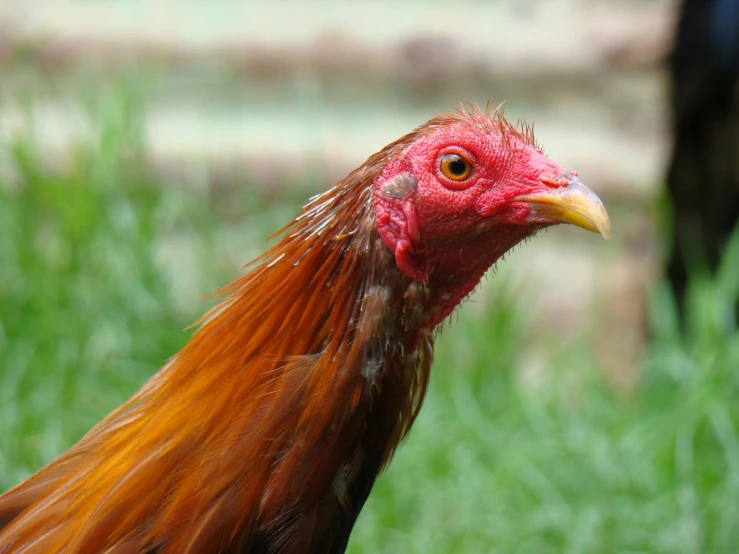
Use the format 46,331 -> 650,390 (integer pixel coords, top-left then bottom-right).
447,155 -> 467,176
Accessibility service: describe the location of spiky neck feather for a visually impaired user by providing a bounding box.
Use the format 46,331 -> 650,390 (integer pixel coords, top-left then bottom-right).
129,138 -> 439,551
0,125 -> 437,553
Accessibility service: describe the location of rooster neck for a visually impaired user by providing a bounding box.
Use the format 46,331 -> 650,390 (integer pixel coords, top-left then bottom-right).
142,166 -> 439,550
0,141 -> 447,553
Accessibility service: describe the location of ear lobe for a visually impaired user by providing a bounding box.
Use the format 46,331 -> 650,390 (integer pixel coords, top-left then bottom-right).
374,172 -> 430,281
380,172 -> 417,200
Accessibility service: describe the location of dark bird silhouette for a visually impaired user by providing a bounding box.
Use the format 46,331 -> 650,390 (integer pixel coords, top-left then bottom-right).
667,0 -> 739,311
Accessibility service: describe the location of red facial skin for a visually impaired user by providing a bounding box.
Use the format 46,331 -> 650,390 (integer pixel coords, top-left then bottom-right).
374,120 -> 576,331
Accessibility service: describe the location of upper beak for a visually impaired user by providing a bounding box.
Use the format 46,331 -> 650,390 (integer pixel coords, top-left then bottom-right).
513,176 -> 611,240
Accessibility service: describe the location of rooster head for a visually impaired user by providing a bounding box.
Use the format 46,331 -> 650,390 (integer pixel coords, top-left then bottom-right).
374,107 -> 611,328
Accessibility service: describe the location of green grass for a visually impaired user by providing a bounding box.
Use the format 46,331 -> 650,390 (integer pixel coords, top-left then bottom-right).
2,86 -> 739,553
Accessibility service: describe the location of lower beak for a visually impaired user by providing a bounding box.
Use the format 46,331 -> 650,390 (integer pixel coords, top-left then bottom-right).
514,178 -> 611,240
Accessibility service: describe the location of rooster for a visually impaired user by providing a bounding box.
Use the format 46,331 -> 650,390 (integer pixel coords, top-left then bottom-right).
0,105 -> 610,553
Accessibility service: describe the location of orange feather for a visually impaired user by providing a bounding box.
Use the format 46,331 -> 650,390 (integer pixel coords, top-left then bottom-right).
0,116 -> 435,553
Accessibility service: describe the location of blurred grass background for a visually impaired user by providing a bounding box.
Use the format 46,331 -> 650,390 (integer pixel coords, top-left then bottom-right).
1,0 -> 739,552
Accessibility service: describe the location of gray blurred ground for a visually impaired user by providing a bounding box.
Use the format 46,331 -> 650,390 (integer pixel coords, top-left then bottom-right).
0,0 -> 678,385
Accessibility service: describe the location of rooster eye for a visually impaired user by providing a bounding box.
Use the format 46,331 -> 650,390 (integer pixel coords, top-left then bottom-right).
439,153 -> 473,181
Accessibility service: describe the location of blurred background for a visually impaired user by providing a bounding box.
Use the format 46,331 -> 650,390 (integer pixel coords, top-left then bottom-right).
1,0 -> 738,552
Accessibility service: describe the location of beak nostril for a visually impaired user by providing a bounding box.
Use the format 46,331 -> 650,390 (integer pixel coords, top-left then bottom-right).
539,170 -> 569,189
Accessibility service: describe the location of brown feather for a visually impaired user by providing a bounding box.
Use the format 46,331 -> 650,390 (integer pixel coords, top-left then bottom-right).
0,111 -> 488,552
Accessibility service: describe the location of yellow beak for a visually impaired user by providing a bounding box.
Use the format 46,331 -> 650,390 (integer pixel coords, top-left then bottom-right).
514,178 -> 611,240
